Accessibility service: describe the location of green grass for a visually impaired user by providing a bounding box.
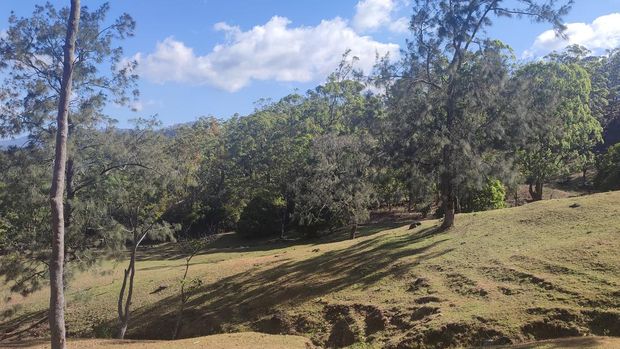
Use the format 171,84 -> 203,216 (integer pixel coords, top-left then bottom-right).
2,191 -> 620,348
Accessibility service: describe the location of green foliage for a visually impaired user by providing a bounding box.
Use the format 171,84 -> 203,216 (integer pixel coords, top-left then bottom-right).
595,143 -> 620,191
460,179 -> 507,213
237,193 -> 286,238
515,62 -> 603,199
294,133 -> 374,233
0,2 -> 138,138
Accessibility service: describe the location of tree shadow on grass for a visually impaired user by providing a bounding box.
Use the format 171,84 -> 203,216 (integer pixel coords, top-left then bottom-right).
0,309 -> 47,342
135,220 -> 415,262
127,226 -> 450,339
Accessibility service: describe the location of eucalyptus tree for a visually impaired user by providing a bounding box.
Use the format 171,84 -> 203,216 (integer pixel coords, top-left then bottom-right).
388,0 -> 573,229
515,62 -> 602,200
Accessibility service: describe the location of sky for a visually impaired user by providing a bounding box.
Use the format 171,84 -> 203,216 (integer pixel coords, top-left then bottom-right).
1,0 -> 619,128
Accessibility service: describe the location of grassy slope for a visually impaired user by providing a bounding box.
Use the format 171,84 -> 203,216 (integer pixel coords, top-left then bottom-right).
1,332 -> 312,348
2,192 -> 620,348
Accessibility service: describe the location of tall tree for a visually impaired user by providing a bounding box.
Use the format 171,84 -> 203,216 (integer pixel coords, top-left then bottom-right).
0,1 -> 138,229
49,2 -> 80,348
294,133 -> 374,239
515,62 -> 602,200
395,0 -> 573,229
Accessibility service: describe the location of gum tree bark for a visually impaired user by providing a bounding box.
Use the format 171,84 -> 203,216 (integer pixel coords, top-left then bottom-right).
49,1 -> 80,349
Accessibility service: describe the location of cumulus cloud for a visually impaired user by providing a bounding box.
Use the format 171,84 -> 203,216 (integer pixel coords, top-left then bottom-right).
353,0 -> 409,33
524,13 -> 620,58
135,16 -> 399,92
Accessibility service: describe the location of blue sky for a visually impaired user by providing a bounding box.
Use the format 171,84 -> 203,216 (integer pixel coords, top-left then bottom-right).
1,0 -> 619,128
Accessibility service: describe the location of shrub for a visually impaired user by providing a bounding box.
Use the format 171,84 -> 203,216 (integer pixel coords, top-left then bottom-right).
595,143 -> 620,191
460,179 -> 506,213
237,194 -> 285,238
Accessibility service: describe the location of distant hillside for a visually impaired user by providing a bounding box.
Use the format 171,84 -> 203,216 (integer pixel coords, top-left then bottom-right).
2,192 -> 619,348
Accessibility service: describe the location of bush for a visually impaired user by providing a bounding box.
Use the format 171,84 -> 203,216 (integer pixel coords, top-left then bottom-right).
237,194 -> 285,238
460,179 -> 506,213
595,143 -> 620,191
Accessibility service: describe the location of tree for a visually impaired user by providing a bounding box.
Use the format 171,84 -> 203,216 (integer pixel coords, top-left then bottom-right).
237,193 -> 286,238
595,143 -> 620,190
389,0 -> 573,229
93,119 -> 179,339
0,1 -> 138,228
294,133 -> 374,239
386,39 -> 520,227
47,1 -> 80,348
515,62 -> 602,200
172,235 -> 219,339
0,145 -> 52,295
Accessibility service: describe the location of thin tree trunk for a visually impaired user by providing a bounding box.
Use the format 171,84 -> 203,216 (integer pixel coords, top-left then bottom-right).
440,167 -> 455,230
117,235 -> 141,339
172,257 -> 192,339
407,191 -> 412,213
280,203 -> 287,240
514,188 -> 518,207
49,2 -> 80,349
529,181 -> 544,201
582,167 -> 588,187
350,218 -> 358,240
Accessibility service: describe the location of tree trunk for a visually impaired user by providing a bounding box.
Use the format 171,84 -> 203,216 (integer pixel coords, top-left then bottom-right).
513,189 -> 519,207
350,220 -> 358,240
529,181 -> 543,201
49,2 -> 80,349
65,157 -> 74,228
582,167 -> 588,187
280,203 -> 288,240
172,257 -> 192,340
440,168 -> 455,230
117,241 -> 138,339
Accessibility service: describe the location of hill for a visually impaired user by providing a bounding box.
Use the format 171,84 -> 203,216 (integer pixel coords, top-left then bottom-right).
2,192 -> 620,348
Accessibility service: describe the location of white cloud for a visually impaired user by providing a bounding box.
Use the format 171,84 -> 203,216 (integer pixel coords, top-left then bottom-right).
353,0 -> 409,33
130,100 -> 143,112
388,16 -> 410,33
136,16 -> 399,92
524,13 -> 620,58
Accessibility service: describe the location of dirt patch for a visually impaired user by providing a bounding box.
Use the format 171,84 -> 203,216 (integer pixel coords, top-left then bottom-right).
481,266 -> 575,295
415,296 -> 442,304
411,306 -> 440,321
394,322 -> 510,348
326,318 -> 360,348
521,320 -> 582,339
352,304 -> 388,336
526,307 -> 581,322
584,311 -> 620,336
498,286 -> 520,295
254,311 -> 294,335
387,308 -> 412,330
291,314 -> 318,334
408,277 -> 431,293
323,304 -> 353,323
445,273 -> 488,298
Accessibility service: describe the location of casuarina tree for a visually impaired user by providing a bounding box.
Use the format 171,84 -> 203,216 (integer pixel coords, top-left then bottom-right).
48,2 -> 80,348
392,0 -> 573,229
